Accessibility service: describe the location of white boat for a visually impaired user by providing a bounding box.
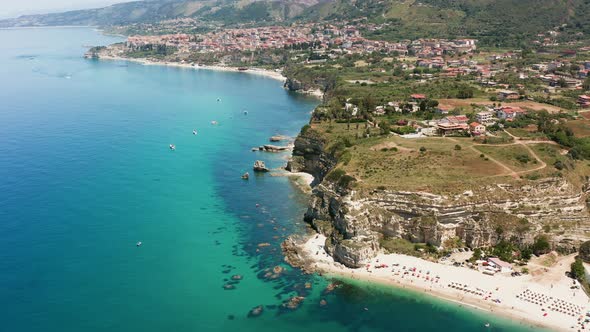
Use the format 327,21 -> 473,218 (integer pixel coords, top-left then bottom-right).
216,98 -> 221,102
193,130 -> 197,135
243,110 -> 248,115
211,121 -> 218,125
136,241 -> 142,247
169,144 -> 176,150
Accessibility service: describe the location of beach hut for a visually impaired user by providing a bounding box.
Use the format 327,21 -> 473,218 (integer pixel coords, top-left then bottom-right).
487,257 -> 513,273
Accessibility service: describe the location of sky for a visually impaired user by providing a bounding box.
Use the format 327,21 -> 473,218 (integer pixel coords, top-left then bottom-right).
0,0 -> 136,18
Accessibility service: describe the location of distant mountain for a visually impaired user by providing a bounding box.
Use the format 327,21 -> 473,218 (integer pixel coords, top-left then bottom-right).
0,0 -> 322,28
299,0 -> 590,46
2,0 -> 589,47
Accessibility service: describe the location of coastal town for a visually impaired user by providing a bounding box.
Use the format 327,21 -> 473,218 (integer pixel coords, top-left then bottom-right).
18,0 -> 588,330
87,14 -> 590,330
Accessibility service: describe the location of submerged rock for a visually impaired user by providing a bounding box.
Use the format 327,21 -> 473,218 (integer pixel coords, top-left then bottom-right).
269,135 -> 289,142
247,305 -> 264,318
223,284 -> 236,290
282,296 -> 305,310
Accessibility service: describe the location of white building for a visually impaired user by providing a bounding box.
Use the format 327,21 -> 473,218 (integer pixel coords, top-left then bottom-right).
487,257 -> 513,273
475,111 -> 494,124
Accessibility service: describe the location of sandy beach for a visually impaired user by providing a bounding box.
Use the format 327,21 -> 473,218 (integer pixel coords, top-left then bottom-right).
302,234 -> 590,332
96,55 -> 287,81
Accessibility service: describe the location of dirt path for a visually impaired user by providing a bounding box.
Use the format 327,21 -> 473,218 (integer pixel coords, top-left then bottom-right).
446,137 -> 519,178
502,130 -> 548,175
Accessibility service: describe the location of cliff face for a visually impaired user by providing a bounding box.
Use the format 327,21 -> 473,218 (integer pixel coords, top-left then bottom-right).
286,128 -> 336,185
292,129 -> 590,268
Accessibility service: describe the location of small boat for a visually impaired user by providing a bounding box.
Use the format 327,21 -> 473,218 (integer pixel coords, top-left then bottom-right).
243,110 -> 248,115
193,130 -> 197,135
169,144 -> 176,150
136,241 -> 142,247
211,121 -> 218,125
484,323 -> 490,328
216,98 -> 221,102
241,172 -> 249,180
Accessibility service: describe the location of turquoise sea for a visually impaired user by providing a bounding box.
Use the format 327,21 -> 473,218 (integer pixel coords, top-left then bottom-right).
0,28 -> 544,332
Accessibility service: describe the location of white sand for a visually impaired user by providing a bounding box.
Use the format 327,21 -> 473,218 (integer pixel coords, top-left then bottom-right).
303,234 -> 590,332
97,56 -> 287,81
288,172 -> 314,186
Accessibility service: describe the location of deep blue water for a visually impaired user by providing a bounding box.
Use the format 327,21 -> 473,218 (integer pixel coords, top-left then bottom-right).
0,27 -> 543,332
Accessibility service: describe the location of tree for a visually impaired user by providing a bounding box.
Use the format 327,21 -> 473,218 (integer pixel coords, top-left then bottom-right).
583,77 -> 590,91
532,235 -> 551,255
456,87 -> 474,99
520,247 -> 533,261
579,241 -> 590,263
470,248 -> 483,262
492,240 -> 515,262
571,258 -> 586,282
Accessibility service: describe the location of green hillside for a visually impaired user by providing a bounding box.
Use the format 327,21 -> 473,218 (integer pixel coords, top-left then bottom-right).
298,0 -> 590,47
2,0 -> 590,47
0,0 -> 320,28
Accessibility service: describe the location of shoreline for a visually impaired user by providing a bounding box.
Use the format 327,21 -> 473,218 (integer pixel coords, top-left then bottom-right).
96,55 -> 288,82
300,234 -> 589,332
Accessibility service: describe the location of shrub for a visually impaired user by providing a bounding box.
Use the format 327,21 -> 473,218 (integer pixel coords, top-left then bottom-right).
419,146 -> 427,152
532,235 -> 551,255
579,241 -> 590,263
300,124 -> 311,135
515,154 -> 531,164
554,160 -> 565,170
454,144 -> 462,151
326,168 -> 345,182
340,151 -> 352,166
571,258 -> 586,282
338,174 -> 356,188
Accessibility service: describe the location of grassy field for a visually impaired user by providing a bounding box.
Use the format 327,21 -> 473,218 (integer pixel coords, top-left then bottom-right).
505,127 -> 548,139
437,98 -> 566,114
474,145 -> 539,172
566,119 -> 590,138
310,118 -> 589,195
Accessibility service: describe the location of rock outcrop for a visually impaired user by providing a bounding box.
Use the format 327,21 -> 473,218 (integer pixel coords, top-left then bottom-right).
291,127 -> 590,268
286,127 -> 336,185
253,160 -> 270,172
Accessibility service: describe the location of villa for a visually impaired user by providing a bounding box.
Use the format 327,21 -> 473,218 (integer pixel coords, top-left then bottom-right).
497,90 -> 520,100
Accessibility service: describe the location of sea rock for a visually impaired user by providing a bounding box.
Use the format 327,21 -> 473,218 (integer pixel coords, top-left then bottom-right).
223,284 -> 236,290
253,160 -> 270,172
247,305 -> 263,318
323,282 -> 341,294
269,135 -> 289,142
282,296 -> 305,310
231,274 -> 243,280
263,145 -> 289,152
319,299 -> 328,307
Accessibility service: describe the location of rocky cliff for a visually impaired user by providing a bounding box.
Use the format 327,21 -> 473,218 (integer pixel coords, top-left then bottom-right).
291,129 -> 590,268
